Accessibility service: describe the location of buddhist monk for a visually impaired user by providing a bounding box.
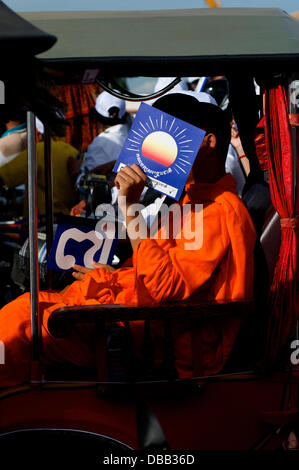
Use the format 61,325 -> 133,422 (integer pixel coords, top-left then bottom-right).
0,92 -> 256,388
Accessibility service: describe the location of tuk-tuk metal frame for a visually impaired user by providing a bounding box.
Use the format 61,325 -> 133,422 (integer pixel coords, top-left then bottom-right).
27,110 -> 40,363
3,6 -> 298,452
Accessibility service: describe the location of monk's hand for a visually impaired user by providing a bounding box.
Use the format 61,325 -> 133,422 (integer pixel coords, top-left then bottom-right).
72,262 -> 115,280
115,164 -> 149,250
92,262 -> 115,273
115,164 -> 147,211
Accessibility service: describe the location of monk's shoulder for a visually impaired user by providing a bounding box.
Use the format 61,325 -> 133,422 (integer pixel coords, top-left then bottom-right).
224,191 -> 254,224
201,199 -> 226,218
214,191 -> 256,240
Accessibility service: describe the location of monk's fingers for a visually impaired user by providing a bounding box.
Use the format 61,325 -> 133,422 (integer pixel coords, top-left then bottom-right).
117,165 -> 145,186
73,264 -> 93,274
92,261 -> 108,268
117,168 -> 137,185
114,173 -> 126,191
117,170 -> 135,183
130,164 -> 147,182
114,172 -> 135,191
121,164 -> 145,184
115,166 -> 146,204
72,272 -> 84,280
92,261 -> 115,272
115,171 -> 133,185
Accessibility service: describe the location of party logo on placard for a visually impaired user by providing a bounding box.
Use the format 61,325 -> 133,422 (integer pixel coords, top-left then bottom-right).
47,215 -> 117,271
113,102 -> 206,200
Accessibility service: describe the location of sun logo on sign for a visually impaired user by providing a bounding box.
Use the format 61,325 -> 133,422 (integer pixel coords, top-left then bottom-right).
125,112 -> 194,175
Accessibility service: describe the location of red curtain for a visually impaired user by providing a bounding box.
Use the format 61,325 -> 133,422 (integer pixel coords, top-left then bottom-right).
52,83 -> 103,152
264,81 -> 299,365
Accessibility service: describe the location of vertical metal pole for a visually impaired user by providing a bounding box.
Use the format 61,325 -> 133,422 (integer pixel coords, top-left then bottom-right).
27,111 -> 40,362
44,125 -> 53,289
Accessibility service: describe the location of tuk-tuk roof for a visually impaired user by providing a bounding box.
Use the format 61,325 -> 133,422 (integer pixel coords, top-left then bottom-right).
0,2 -> 56,57
20,8 -> 299,76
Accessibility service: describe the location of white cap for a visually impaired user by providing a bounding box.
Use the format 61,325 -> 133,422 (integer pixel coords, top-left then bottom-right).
154,77 -> 188,93
35,111 -> 65,135
35,117 -> 44,134
95,91 -> 126,119
170,90 -> 218,107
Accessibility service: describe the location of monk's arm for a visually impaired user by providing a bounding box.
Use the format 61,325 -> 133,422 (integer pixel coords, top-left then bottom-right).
122,206 -> 149,252
133,205 -> 230,304
115,164 -> 149,251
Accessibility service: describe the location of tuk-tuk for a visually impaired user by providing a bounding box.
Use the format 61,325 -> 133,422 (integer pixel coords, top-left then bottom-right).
0,5 -> 298,460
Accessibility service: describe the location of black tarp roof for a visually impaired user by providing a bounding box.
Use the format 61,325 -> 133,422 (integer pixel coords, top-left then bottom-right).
20,8 -> 299,75
0,2 -> 59,126
0,1 -> 56,57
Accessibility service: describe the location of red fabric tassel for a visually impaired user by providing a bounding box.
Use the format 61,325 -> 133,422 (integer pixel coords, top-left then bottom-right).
264,83 -> 299,365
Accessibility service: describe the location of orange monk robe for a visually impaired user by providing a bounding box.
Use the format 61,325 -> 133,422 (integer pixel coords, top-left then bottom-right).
0,174 -> 256,387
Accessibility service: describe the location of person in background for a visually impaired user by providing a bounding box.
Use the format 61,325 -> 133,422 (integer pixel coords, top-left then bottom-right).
79,91 -> 131,181
0,107 -> 27,167
225,120 -> 248,197
153,77 -> 188,94
195,77 -> 210,93
0,122 -> 79,216
188,77 -> 211,91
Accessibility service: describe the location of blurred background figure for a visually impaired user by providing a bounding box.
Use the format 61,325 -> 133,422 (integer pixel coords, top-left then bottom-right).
198,76 -> 229,110
0,115 -> 78,216
153,76 -> 188,94
226,119 -> 248,197
187,77 -> 201,90
79,91 -> 131,182
284,430 -> 299,450
0,107 -> 27,167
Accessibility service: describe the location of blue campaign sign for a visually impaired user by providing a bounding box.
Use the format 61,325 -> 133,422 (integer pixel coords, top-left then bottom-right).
113,102 -> 206,200
47,215 -> 117,271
